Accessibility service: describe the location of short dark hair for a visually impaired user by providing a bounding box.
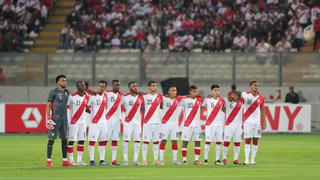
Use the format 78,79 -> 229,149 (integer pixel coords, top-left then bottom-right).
231,84 -> 236,90
112,79 -> 120,84
98,80 -> 107,86
128,81 -> 137,87
55,74 -> 66,83
148,81 -> 156,86
249,80 -> 259,86
76,81 -> 83,86
167,85 -> 176,91
84,81 -> 89,88
211,84 -> 220,90
189,85 -> 198,90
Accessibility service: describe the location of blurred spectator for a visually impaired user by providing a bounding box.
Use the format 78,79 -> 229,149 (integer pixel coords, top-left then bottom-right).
202,32 -> 214,52
285,86 -> 300,104
0,67 -> 6,85
275,37 -> 292,52
313,13 -> 320,50
232,32 -> 247,52
228,84 -> 237,97
256,38 -> 272,64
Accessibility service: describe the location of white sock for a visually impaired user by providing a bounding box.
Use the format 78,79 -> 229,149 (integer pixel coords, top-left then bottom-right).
215,143 -> 221,161
77,145 -> 84,163
251,145 -> 258,162
122,141 -> 129,162
153,143 -> 159,161
204,143 -> 210,160
89,145 -> 95,161
182,148 -> 187,161
111,143 -> 117,161
194,147 -> 201,161
172,150 -> 177,161
222,145 -> 229,160
98,145 -> 106,161
133,142 -> 140,162
245,144 -> 251,162
142,143 -> 148,161
68,145 -> 74,162
159,149 -> 165,161
234,145 -> 240,161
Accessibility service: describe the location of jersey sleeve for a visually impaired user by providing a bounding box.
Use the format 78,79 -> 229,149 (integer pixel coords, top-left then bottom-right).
47,90 -> 55,102
67,95 -> 73,106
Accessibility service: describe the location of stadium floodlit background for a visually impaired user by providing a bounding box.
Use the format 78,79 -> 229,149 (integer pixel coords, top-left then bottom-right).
0,0 -> 320,179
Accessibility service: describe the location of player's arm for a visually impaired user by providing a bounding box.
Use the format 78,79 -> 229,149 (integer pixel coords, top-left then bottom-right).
260,97 -> 266,130
160,94 -> 163,109
46,91 -> 55,129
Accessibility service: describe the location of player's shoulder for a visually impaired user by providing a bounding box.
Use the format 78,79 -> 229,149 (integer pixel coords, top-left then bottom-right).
70,92 -> 78,97
123,92 -> 131,97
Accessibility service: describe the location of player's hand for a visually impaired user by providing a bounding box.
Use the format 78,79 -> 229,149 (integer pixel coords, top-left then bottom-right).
46,116 -> 56,130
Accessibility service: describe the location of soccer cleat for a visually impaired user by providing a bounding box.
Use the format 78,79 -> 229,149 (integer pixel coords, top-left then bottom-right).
204,159 -> 209,165
242,160 -> 250,165
233,160 -> 241,165
62,160 -> 74,167
215,160 -> 223,166
69,161 -> 78,166
250,160 -> 256,165
123,160 -> 128,166
77,161 -> 88,166
90,161 -> 96,167
99,160 -> 107,166
182,160 -> 188,166
133,161 -> 143,166
142,160 -> 148,166
153,160 -> 160,166
111,160 -> 120,166
193,160 -> 201,165
47,160 -> 52,167
223,159 -> 227,165
172,160 -> 181,165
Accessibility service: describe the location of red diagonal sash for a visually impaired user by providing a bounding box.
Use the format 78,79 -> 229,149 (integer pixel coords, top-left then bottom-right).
162,97 -> 182,124
125,95 -> 143,123
225,101 -> 242,126
71,95 -> 89,124
143,94 -> 161,124
184,97 -> 202,127
243,95 -> 262,122
205,97 -> 224,126
92,93 -> 107,124
106,92 -> 122,120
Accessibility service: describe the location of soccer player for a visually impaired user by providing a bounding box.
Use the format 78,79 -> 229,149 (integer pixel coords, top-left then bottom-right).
202,84 -> 225,165
106,80 -> 122,165
159,85 -> 183,165
180,85 -> 203,165
121,81 -> 143,165
142,81 -> 163,166
222,91 -> 243,165
67,81 -> 89,166
242,80 -> 266,165
88,80 -> 108,166
46,74 -> 72,167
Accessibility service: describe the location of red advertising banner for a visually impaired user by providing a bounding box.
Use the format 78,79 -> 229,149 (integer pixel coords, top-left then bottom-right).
5,104 -> 47,133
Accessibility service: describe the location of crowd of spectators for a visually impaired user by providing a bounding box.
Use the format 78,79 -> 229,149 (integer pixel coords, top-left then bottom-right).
58,0 -> 318,52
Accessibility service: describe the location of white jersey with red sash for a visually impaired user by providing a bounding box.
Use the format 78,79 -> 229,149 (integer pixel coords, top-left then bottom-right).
68,92 -> 89,125
106,90 -> 122,122
161,96 -> 183,125
224,98 -> 243,127
181,96 -> 203,127
242,91 -> 264,124
142,93 -> 163,124
89,92 -> 108,124
121,93 -> 143,125
203,97 -> 225,126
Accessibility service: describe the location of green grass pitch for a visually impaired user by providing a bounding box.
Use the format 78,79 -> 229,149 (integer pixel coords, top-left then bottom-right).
0,133 -> 319,180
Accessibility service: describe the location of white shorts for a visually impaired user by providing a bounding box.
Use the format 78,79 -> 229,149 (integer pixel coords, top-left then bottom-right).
160,123 -> 180,141
181,126 -> 202,142
224,125 -> 242,142
106,120 -> 121,141
68,121 -> 87,141
142,123 -> 161,142
123,123 -> 141,142
88,122 -> 108,142
205,125 -> 223,142
243,122 -> 261,139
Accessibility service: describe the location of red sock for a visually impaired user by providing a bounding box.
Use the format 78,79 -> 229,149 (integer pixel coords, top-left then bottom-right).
253,139 -> 258,145
67,146 -> 73,153
111,141 -> 117,147
160,143 -> 165,150
223,141 -> 230,147
89,141 -> 95,146
172,144 -> 178,150
77,145 -> 84,152
234,142 -> 240,147
182,148 -> 187,157
194,147 -> 201,155
245,139 -> 251,145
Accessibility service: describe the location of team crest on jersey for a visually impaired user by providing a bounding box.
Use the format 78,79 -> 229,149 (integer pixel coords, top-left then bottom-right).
76,100 -> 80,106
166,103 -> 171,108
129,100 -> 134,106
111,97 -> 115,102
97,100 -> 101,105
147,99 -> 152,105
230,103 -> 233,108
247,99 -> 252,105
187,103 -> 193,108
211,102 -> 215,108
